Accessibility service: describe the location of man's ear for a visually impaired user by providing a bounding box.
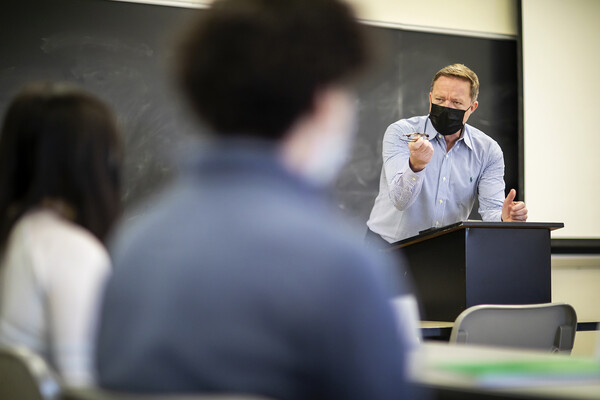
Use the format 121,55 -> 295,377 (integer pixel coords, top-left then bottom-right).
470,100 -> 479,113
428,92 -> 433,113
463,100 -> 479,124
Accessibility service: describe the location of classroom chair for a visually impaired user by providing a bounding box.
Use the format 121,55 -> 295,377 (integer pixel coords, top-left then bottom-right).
0,343 -> 276,400
449,303 -> 577,354
0,344 -> 62,400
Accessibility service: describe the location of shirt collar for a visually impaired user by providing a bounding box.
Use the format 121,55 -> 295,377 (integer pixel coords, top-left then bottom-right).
424,117 -> 474,151
462,124 -> 474,150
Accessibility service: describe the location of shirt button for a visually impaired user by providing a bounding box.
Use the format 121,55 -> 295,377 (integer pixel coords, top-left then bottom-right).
412,177 -> 416,181
443,177 -> 446,181
435,221 -> 440,226
439,200 -> 443,204
445,154 -> 449,159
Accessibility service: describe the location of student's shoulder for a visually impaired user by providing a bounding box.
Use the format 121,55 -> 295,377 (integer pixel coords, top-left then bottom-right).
14,209 -> 109,278
18,209 -> 104,253
291,211 -> 397,282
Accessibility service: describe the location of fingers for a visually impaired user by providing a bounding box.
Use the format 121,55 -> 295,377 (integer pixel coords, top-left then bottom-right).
409,138 -> 433,156
408,138 -> 434,172
509,202 -> 528,221
502,189 -> 528,222
408,137 -> 425,151
503,188 -> 516,207
511,201 -> 526,212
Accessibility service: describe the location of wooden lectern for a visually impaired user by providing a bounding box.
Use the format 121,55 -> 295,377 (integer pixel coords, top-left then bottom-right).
388,221 -> 563,321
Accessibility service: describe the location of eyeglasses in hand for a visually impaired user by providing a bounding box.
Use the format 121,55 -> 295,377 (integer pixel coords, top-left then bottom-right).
400,132 -> 432,142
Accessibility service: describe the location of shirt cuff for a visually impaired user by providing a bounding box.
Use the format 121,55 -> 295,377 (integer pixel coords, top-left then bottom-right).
404,165 -> 424,184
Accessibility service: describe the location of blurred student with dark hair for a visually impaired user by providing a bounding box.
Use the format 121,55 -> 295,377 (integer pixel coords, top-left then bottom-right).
96,0 -> 416,399
0,82 -> 122,386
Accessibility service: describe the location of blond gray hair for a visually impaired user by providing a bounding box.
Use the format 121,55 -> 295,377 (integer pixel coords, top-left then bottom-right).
430,63 -> 479,102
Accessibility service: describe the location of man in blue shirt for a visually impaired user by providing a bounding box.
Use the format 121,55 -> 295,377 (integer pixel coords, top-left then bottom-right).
96,1 -> 417,399
367,63 -> 528,245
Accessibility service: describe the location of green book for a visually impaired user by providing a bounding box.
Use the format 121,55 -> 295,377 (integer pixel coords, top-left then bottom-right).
437,358 -> 600,387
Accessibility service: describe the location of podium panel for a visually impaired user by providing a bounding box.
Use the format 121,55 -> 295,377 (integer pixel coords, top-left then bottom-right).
389,222 -> 562,321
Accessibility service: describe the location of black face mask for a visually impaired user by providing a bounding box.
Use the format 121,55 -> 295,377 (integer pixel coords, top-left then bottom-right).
429,103 -> 467,136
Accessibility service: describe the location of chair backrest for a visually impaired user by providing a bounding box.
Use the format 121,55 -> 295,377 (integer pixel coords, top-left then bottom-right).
0,344 -> 62,400
62,387 -> 276,400
449,303 -> 577,354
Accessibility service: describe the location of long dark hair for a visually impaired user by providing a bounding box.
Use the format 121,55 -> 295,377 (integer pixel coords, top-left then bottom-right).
0,82 -> 122,247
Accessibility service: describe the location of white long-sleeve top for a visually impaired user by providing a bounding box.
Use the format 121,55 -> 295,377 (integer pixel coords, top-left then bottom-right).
0,208 -> 111,386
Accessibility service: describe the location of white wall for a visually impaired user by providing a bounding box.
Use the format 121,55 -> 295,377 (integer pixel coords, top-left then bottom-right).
524,0 -> 600,355
113,0 -> 518,38
522,0 -> 600,239
552,255 -> 600,355
349,0 -> 517,38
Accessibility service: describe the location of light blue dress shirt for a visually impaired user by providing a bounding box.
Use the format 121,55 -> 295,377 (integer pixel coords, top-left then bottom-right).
367,115 -> 505,243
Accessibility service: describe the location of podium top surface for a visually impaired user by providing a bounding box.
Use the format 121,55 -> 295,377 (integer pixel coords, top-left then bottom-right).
389,221 -> 564,249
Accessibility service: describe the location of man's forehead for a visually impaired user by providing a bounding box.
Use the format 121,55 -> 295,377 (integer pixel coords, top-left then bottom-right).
433,76 -> 470,91
432,76 -> 471,98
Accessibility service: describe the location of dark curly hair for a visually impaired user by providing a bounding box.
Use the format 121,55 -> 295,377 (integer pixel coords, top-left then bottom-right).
177,0 -> 369,139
